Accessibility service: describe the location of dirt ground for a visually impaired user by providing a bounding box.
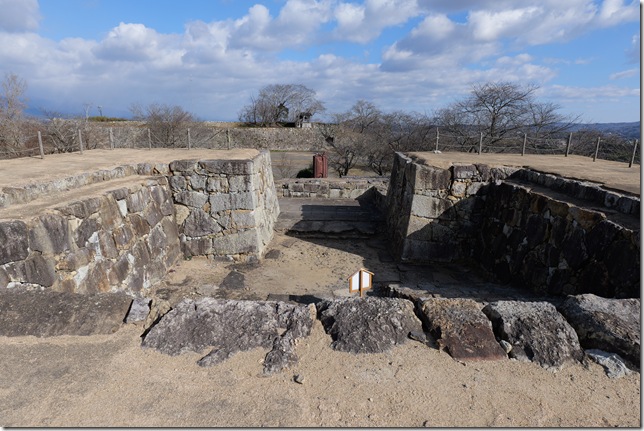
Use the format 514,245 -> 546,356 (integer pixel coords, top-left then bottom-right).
0,232 -> 640,427
4,149 -> 637,193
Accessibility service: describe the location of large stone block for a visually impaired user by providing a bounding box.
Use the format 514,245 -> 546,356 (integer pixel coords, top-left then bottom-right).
559,294 -> 640,366
411,195 -> 453,219
98,196 -> 124,229
199,159 -> 254,175
28,214 -> 70,255
421,298 -> 507,361
211,230 -> 259,255
482,301 -> 583,370
126,188 -> 149,213
188,174 -> 207,191
0,290 -> 132,336
210,191 -> 256,212
174,190 -> 208,208
452,164 -> 477,180
415,165 -> 451,190
19,253 -> 56,287
168,175 -> 186,191
141,298 -> 314,374
0,221 -> 29,265
74,218 -> 100,248
182,209 -> 221,237
57,197 -> 101,219
317,297 -> 423,354
168,159 -> 198,173
228,175 -> 253,192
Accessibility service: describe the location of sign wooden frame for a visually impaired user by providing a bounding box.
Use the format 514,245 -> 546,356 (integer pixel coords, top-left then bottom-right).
348,268 -> 374,297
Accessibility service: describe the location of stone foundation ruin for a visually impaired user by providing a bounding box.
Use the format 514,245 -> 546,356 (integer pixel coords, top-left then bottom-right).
0,149 -> 639,377
0,150 -> 278,294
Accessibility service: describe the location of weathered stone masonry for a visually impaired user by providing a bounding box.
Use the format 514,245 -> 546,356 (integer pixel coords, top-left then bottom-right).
0,177 -> 181,296
169,150 -> 279,262
0,150 -> 279,295
386,152 -> 640,298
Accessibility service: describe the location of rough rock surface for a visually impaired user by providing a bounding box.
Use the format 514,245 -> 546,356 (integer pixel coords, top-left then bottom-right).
141,298 -> 315,374
317,297 -> 423,354
558,294 -> 640,366
482,301 -> 583,369
0,290 -> 132,337
586,349 -> 633,379
125,297 -> 151,323
421,298 -> 507,361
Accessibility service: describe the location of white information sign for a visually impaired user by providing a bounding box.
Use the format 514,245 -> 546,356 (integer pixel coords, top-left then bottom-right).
348,268 -> 374,297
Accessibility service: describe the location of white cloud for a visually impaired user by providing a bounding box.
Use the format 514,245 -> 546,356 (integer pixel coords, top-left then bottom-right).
469,7 -> 540,42
548,84 -> 640,101
596,0 -> 639,26
0,0 -> 40,33
609,68 -> 639,80
626,33 -> 640,63
332,0 -> 419,43
0,0 -> 638,122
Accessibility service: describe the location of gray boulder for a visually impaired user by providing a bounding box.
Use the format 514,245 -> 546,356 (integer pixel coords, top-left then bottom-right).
558,294 -> 640,366
141,298 -> 315,374
482,301 -> 583,370
421,298 -> 507,361
586,349 -> 633,379
0,290 -> 132,337
317,297 -> 423,354
125,297 -> 151,323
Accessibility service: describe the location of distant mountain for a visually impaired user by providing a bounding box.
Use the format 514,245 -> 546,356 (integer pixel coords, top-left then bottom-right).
565,122 -> 641,139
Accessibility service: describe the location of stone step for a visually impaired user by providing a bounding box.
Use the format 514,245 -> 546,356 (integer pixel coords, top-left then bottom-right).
275,197 -> 385,237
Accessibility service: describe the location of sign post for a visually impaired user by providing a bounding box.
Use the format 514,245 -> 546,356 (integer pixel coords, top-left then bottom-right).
348,268 -> 374,298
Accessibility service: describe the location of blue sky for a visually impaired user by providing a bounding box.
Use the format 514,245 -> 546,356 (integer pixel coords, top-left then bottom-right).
0,0 -> 640,122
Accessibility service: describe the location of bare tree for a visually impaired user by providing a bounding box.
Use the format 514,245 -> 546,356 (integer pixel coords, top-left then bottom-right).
435,82 -> 578,152
130,102 -> 199,147
239,84 -> 325,126
322,101 -> 434,176
0,72 -> 30,156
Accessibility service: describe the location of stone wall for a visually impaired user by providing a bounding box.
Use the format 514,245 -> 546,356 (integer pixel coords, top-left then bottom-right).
386,152 -> 640,298
475,180 -> 639,298
0,177 -> 181,296
385,152 -> 517,262
276,177 -> 389,199
0,150 -> 280,295
98,122 -> 328,152
168,150 -> 279,262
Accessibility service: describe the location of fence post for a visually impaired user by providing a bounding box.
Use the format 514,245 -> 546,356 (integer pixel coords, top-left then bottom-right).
521,133 -> 527,156
78,129 -> 84,154
226,128 -> 231,150
147,129 -> 152,150
592,136 -> 601,162
37,131 -> 44,159
109,127 -> 114,150
187,128 -> 191,150
435,128 -> 439,152
629,139 -> 638,168
565,132 -> 572,157
478,132 -> 483,155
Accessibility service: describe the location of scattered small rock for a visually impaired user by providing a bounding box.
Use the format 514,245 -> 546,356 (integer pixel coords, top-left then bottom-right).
265,249 -> 281,259
294,374 -> 305,384
220,270 -> 245,290
499,340 -> 512,354
408,330 -> 428,344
